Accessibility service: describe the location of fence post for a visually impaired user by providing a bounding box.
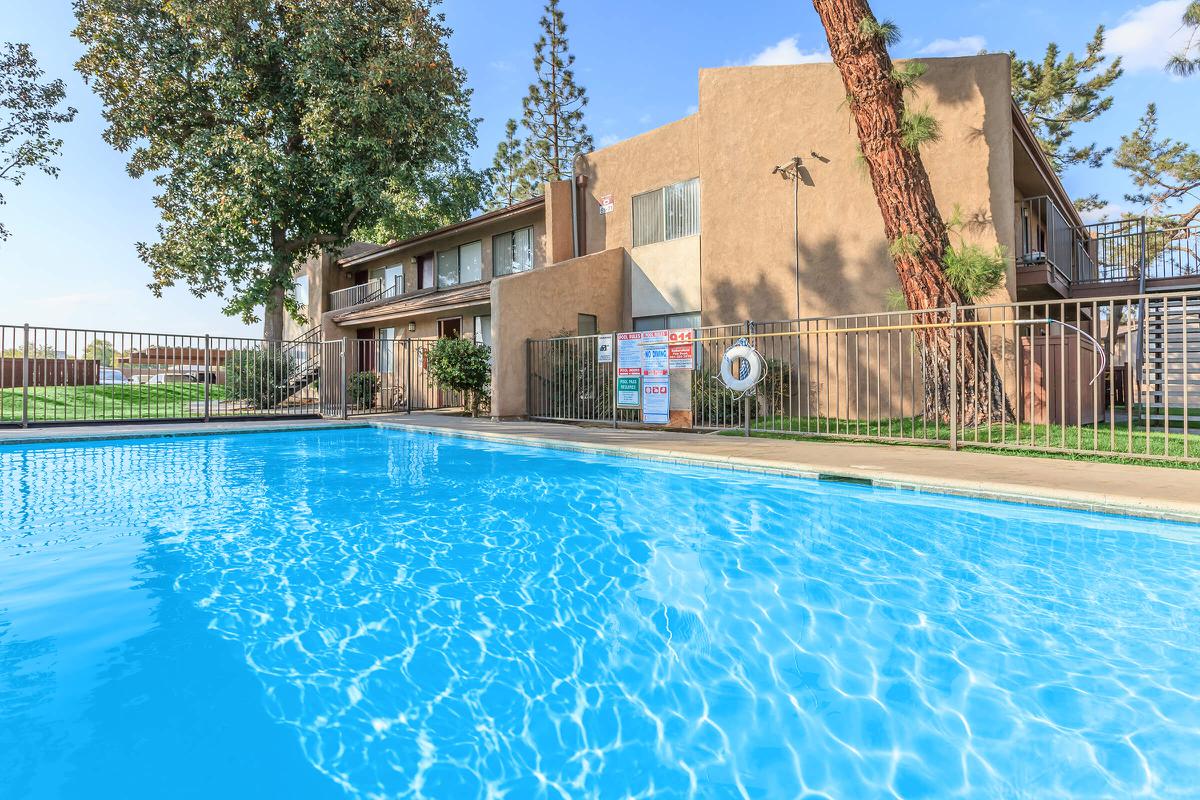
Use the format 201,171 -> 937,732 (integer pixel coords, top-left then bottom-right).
743,320 -> 752,437
949,304 -> 958,451
525,339 -> 532,420
340,337 -> 349,420
611,334 -> 618,429
406,339 -> 412,415
203,334 -> 211,422
21,323 -> 29,429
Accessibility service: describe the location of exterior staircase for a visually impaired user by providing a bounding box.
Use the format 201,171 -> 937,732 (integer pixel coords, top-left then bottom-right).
1139,296 -> 1200,430
279,326 -> 322,405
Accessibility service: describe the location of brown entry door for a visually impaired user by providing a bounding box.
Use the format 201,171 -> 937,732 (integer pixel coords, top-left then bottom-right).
436,317 -> 461,339
355,328 -> 375,372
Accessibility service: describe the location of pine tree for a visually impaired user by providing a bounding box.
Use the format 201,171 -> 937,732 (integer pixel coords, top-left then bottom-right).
810,0 -> 1010,424
1114,104 -> 1200,229
484,119 -> 538,211
521,0 -> 593,184
1010,27 -> 1123,211
1168,1 -> 1200,76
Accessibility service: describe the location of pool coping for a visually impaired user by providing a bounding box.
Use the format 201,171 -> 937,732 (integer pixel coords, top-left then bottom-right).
367,419 -> 1200,526
0,419 -> 370,446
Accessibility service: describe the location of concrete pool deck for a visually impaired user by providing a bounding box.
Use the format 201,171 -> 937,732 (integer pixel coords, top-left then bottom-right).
2,413 -> 1197,524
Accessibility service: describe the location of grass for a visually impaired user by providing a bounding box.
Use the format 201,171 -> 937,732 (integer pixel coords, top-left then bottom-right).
722,414 -> 1200,469
0,384 -> 227,423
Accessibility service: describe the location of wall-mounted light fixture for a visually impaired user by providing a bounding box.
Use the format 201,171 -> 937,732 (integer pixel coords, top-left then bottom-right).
407,322 -> 416,333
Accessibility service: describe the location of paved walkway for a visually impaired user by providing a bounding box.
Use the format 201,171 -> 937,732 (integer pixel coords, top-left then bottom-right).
2,412 -> 1196,524
371,413 -> 1200,524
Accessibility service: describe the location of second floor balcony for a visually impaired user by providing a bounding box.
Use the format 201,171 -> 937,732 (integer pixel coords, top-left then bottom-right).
328,276 -> 404,312
1016,196 -> 1200,298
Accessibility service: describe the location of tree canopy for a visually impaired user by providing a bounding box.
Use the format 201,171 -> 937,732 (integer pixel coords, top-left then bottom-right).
1114,104 -> 1199,229
0,42 -> 77,242
1169,1 -> 1200,76
73,0 -> 476,338
521,0 -> 592,184
1010,27 -> 1122,211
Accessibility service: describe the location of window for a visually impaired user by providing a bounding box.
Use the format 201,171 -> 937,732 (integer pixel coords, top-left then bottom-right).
437,317 -> 462,339
577,314 -> 597,336
293,274 -> 309,310
417,253 -> 434,289
370,264 -> 404,297
493,227 -> 534,276
377,327 -> 396,374
632,311 -> 700,332
632,177 -> 699,247
436,241 -> 483,288
474,315 -> 492,348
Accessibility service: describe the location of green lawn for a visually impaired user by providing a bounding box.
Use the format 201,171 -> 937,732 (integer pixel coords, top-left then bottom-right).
725,414 -> 1200,469
1,384 -> 227,423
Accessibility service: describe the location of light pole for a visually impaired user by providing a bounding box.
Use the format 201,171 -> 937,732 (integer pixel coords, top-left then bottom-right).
772,156 -> 805,320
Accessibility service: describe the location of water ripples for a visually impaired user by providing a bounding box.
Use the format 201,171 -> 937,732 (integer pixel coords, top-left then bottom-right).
2,428 -> 1199,798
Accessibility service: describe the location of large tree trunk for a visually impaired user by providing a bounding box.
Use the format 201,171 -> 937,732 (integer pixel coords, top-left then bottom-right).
811,0 -> 1010,426
262,225 -> 291,341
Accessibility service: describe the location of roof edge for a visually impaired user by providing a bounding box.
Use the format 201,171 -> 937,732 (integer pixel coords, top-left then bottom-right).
338,195 -> 546,269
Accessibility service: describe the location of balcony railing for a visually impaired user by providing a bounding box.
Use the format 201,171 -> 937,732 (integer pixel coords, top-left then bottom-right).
1016,196 -> 1200,290
328,276 -> 403,312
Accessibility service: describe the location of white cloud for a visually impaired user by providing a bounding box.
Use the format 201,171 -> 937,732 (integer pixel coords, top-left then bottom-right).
747,37 -> 829,66
1107,0 -> 1190,72
685,104 -> 699,115
917,36 -> 987,57
1080,202 -> 1132,224
597,134 -> 620,148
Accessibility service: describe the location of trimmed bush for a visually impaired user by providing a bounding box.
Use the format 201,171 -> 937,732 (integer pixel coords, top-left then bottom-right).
347,371 -> 379,410
426,337 -> 491,417
224,346 -> 295,409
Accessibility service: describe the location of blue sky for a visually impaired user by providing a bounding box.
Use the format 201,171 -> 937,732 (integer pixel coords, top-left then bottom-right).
1,0 -> 1194,336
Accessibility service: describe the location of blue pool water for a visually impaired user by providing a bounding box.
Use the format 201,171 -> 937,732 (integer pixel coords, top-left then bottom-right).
1,428 -> 1199,799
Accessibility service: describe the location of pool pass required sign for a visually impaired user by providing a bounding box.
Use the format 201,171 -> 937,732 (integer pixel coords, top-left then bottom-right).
615,331 -> 646,408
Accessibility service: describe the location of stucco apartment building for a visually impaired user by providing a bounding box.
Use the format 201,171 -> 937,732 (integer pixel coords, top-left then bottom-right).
292,54 -> 1083,418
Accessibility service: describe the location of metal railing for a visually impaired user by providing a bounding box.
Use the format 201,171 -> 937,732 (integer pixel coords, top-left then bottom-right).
0,324 -> 322,427
528,291 -> 1200,465
318,336 -> 467,418
1017,197 -> 1200,289
328,276 -> 404,312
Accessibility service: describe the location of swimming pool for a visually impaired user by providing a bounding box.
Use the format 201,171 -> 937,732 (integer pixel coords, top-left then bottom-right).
1,427 -> 1198,798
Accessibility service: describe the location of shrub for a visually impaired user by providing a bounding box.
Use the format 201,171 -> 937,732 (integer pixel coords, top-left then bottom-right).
347,371 -> 378,410
224,346 -> 295,409
425,336 -> 491,417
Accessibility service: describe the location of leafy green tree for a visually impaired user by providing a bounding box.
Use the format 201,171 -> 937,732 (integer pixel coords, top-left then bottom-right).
1169,2 -> 1200,76
0,43 -> 77,242
84,339 -> 116,367
484,118 -> 539,211
1010,27 -> 1123,211
356,163 -> 487,244
425,336 -> 490,417
73,0 -> 476,339
1114,103 -> 1200,229
521,0 -> 593,184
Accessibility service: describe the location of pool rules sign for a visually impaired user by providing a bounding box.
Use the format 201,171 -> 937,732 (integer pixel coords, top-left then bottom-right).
615,329 -> 689,423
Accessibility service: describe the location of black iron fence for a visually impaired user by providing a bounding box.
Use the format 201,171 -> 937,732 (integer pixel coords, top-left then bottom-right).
527,292 -> 1200,465
0,324 -> 321,427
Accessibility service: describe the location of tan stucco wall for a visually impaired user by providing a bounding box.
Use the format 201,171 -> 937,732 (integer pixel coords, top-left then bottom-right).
575,54 -> 1016,327
490,247 -> 626,418
578,116 -> 700,257
286,250 -> 356,339
629,235 -> 702,318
